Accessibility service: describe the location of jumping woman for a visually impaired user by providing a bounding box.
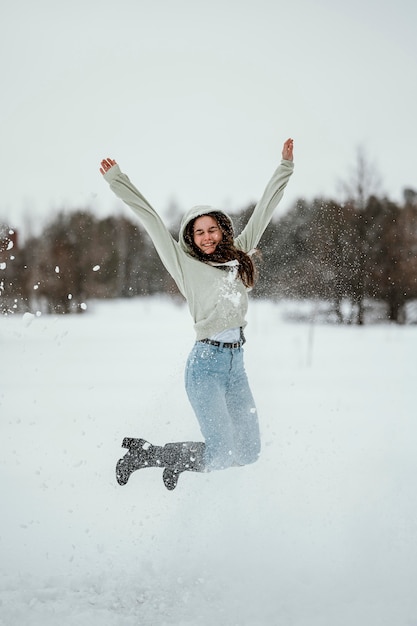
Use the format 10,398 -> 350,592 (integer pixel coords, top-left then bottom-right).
100,137 -> 294,490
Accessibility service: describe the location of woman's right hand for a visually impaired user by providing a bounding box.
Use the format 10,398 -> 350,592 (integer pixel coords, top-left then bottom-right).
100,158 -> 117,175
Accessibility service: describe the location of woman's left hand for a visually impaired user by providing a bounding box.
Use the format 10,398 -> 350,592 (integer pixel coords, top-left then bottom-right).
282,138 -> 294,161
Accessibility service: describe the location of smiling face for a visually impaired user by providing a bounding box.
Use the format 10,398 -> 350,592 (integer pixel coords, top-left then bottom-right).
192,215 -> 223,255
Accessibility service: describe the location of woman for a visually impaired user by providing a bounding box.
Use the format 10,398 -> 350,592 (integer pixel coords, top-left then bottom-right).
100,137 -> 294,490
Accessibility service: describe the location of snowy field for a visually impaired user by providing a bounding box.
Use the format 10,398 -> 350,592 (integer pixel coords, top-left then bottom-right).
1,297 -> 416,626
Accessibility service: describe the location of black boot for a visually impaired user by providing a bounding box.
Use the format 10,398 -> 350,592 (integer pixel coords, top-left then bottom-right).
162,441 -> 206,491
116,438 -> 206,490
116,437 -> 165,485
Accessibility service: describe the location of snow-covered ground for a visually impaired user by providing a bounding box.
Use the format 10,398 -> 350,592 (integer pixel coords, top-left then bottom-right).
1,297 -> 416,626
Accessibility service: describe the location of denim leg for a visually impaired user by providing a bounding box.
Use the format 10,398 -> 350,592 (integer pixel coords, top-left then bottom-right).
185,344 -> 234,470
226,349 -> 261,466
185,343 -> 260,471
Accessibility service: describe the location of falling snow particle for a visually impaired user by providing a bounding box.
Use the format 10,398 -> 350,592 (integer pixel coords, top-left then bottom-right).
23,312 -> 35,326
0,262 -> 6,270
93,265 -> 100,272
55,266 -> 60,273
80,303 -> 87,310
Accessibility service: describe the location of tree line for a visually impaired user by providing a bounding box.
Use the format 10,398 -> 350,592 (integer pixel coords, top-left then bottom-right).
1,184 -> 417,324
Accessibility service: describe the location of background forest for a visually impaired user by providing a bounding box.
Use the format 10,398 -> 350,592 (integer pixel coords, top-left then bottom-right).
1,155 -> 417,325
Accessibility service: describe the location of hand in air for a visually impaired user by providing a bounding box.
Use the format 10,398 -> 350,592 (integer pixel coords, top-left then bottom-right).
282,138 -> 294,161
100,158 -> 117,175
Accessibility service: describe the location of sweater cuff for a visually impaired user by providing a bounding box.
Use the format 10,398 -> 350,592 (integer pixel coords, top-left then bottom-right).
103,164 -> 122,183
281,159 -> 294,169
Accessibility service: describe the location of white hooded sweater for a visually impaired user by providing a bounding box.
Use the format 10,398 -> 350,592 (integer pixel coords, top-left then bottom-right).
103,159 -> 294,340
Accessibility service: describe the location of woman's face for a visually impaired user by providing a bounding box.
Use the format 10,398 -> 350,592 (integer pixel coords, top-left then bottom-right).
193,215 -> 223,254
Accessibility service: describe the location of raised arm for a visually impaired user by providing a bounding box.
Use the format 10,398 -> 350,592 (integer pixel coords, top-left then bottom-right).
234,138 -> 295,252
99,158 -> 187,295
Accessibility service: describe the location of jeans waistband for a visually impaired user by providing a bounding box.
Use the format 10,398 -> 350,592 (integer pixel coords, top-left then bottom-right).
198,328 -> 246,349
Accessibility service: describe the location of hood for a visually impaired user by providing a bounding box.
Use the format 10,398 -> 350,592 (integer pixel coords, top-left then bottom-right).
179,205 -> 234,254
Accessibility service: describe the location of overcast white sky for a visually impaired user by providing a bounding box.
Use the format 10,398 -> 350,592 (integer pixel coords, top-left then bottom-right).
1,0 -> 416,232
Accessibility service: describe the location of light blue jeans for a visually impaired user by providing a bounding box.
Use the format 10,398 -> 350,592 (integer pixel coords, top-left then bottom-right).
185,341 -> 261,471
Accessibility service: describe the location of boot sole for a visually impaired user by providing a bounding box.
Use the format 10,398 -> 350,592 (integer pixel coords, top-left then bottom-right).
162,468 -> 180,491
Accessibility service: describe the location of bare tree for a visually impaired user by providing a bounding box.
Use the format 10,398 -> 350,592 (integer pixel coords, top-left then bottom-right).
338,146 -> 382,324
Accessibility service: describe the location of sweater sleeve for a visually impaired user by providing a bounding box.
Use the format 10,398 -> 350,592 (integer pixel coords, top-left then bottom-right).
234,159 -> 294,252
103,165 -> 186,295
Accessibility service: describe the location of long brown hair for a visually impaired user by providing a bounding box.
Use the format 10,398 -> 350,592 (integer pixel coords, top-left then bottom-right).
184,211 -> 257,289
